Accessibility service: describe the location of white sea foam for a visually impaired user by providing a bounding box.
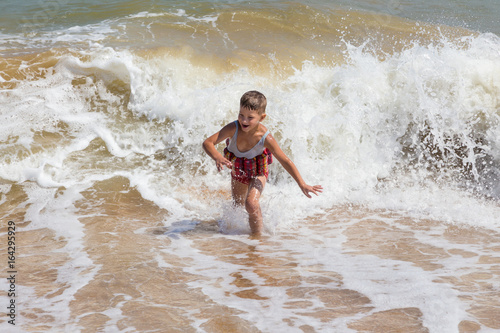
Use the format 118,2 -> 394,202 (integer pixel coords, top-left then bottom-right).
15,183 -> 101,330
2,32 -> 500,231
157,211 -> 493,332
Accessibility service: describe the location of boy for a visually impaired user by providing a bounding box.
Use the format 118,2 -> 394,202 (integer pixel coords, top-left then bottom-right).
203,91 -> 322,235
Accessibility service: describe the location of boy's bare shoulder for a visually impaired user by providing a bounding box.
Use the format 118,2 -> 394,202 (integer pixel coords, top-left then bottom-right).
220,121 -> 237,136
263,131 -> 278,148
259,123 -> 269,134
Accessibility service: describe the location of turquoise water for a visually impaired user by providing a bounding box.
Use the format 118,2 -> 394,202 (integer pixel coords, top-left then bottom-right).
337,0 -> 500,34
0,0 -> 499,35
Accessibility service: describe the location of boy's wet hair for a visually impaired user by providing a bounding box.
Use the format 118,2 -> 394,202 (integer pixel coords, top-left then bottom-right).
240,91 -> 267,114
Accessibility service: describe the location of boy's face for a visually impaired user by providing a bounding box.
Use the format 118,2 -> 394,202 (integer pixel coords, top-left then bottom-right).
238,107 -> 266,132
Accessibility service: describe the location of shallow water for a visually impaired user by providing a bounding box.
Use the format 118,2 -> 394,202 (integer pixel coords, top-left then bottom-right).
2,178 -> 500,331
1,0 -> 500,332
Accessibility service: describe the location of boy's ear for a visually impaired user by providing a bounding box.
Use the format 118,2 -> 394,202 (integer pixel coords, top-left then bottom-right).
260,114 -> 266,121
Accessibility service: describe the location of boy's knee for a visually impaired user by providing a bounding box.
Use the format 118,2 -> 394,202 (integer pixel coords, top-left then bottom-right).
245,197 -> 260,215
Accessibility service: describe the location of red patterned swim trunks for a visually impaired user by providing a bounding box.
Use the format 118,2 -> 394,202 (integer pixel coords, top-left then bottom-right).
223,141 -> 273,185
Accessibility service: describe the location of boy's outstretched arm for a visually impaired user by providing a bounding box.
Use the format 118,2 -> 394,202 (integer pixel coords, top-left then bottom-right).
202,122 -> 236,171
265,134 -> 323,198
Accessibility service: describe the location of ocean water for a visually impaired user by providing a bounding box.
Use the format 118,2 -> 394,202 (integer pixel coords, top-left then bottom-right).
1,0 -> 500,332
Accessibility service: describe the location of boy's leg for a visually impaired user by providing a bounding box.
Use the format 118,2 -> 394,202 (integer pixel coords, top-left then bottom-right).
245,175 -> 266,235
231,178 -> 248,206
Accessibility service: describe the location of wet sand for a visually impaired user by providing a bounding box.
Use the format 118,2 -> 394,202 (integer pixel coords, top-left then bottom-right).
1,178 -> 499,332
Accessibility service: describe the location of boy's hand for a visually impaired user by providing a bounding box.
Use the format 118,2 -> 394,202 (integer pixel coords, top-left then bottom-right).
301,184 -> 323,198
216,156 -> 232,172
